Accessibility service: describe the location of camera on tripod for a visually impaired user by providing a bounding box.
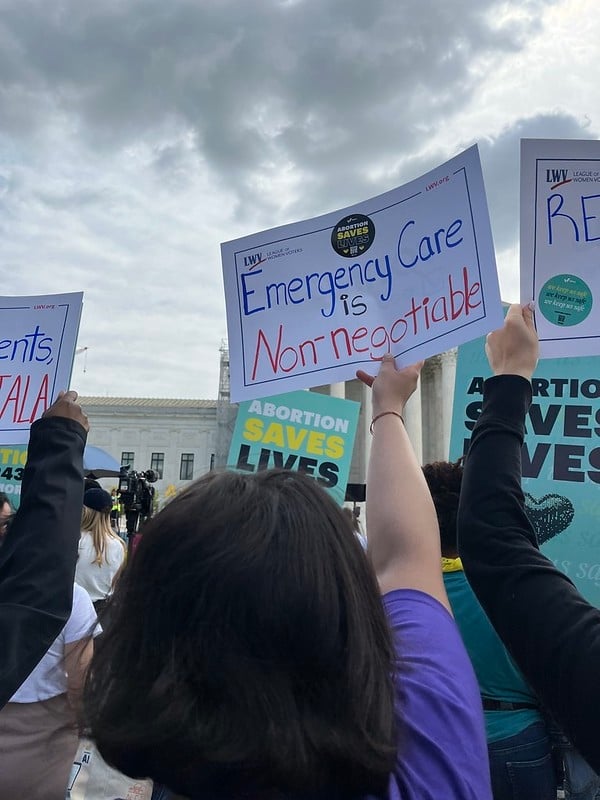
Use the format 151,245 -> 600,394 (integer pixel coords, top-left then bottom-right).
118,465 -> 159,535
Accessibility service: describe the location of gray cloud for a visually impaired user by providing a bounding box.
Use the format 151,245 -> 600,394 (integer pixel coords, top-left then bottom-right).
386,111 -> 598,253
0,0 -> 558,211
0,0 -> 595,398
479,113 -> 597,252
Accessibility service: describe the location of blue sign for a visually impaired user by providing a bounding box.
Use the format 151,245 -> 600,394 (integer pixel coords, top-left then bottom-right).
228,390 -> 361,506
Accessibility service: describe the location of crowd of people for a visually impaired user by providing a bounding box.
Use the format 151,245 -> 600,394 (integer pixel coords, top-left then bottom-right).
0,305 -> 599,799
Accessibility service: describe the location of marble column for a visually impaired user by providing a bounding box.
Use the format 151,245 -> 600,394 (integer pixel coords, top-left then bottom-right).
441,349 -> 457,460
420,351 -> 456,465
402,377 -> 423,465
329,382 -> 346,399
420,355 -> 442,465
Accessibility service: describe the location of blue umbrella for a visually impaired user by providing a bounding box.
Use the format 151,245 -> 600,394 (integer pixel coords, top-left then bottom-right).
83,446 -> 121,478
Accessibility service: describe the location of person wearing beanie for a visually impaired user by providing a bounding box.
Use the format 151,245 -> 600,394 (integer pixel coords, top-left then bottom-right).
75,487 -> 126,615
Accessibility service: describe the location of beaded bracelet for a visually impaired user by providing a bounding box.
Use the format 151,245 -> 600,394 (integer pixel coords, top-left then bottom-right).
369,411 -> 405,435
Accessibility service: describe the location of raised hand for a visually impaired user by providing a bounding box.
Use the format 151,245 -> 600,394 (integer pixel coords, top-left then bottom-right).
42,390 -> 90,432
357,355 -> 423,419
485,303 -> 538,381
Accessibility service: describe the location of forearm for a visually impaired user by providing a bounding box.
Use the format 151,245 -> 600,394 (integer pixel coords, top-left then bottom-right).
368,414 -> 445,603
0,416 -> 87,595
0,416 -> 87,706
459,376 -> 563,624
459,375 -> 600,768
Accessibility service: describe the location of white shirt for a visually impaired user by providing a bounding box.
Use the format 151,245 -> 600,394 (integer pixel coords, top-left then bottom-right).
10,584 -> 97,703
75,531 -> 126,602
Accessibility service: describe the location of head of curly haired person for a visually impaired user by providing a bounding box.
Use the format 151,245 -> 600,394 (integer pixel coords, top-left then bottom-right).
0,492 -> 13,545
83,469 -> 395,798
422,460 -> 463,559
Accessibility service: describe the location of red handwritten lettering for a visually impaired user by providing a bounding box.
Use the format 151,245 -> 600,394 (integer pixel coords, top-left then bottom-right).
0,373 -> 51,423
249,267 -> 482,380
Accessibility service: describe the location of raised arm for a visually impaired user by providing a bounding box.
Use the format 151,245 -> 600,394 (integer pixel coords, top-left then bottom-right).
357,355 -> 448,607
458,304 -> 600,772
0,390 -> 89,708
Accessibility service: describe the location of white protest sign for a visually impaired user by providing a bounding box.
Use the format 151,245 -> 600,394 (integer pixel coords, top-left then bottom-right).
222,145 -> 503,402
521,139 -> 600,358
0,293 -> 83,444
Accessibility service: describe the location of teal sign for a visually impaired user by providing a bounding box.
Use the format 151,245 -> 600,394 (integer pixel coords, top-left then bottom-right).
450,334 -> 600,607
538,273 -> 593,327
228,390 -> 361,505
0,445 -> 27,510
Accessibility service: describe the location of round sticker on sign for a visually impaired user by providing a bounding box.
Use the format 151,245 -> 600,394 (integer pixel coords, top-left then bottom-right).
538,273 -> 592,327
331,214 -> 375,258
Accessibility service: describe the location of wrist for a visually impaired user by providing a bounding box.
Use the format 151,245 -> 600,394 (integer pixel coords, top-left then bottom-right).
372,401 -> 406,419
483,375 -> 533,422
370,410 -> 405,434
493,368 -> 533,381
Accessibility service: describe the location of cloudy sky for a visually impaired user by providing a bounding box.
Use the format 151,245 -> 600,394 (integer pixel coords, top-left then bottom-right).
0,0 -> 597,398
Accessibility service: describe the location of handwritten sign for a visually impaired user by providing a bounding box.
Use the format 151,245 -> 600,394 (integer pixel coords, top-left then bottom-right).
450,331 -> 600,608
0,293 -> 83,443
521,139 -> 600,358
222,146 -> 503,402
227,390 -> 360,505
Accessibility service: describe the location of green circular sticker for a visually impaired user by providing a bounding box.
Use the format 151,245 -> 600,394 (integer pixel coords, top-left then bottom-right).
538,274 -> 592,327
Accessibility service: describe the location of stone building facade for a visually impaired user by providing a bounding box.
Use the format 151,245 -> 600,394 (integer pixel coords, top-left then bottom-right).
80,397 -> 217,503
81,349 -> 457,506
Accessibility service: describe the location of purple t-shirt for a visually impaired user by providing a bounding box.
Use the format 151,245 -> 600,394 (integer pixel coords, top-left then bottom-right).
379,589 -> 492,800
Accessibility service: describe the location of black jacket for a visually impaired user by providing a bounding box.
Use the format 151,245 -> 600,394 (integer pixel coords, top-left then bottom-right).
458,374 -> 600,773
0,415 -> 87,708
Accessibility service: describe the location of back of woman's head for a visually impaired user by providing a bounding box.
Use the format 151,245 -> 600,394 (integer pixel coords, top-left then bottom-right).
422,460 -> 463,556
81,501 -> 117,566
84,469 -> 395,797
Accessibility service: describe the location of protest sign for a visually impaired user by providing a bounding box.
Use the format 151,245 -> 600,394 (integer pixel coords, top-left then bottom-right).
0,293 -> 83,444
0,442 -> 118,511
0,445 -> 27,509
450,332 -> 600,608
227,390 -> 360,505
521,139 -> 600,358
222,146 -> 503,402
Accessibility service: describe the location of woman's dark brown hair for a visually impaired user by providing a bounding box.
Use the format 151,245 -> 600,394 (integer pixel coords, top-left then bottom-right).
422,460 -> 463,557
84,469 -> 395,798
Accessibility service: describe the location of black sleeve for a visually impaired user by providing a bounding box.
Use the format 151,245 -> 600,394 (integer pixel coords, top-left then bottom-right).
458,374 -> 600,772
0,415 -> 87,708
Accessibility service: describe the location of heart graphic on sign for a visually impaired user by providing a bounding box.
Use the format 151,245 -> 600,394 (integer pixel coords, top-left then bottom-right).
524,492 -> 575,545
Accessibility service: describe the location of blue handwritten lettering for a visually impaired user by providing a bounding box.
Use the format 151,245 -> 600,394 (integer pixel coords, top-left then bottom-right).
241,270 -> 266,316
397,218 -> 463,268
0,326 -> 54,365
582,194 -> 600,242
239,255 -> 394,319
547,193 -> 580,244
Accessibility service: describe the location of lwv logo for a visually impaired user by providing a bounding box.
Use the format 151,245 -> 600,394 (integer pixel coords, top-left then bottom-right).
243,252 -> 265,268
546,168 -> 569,183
